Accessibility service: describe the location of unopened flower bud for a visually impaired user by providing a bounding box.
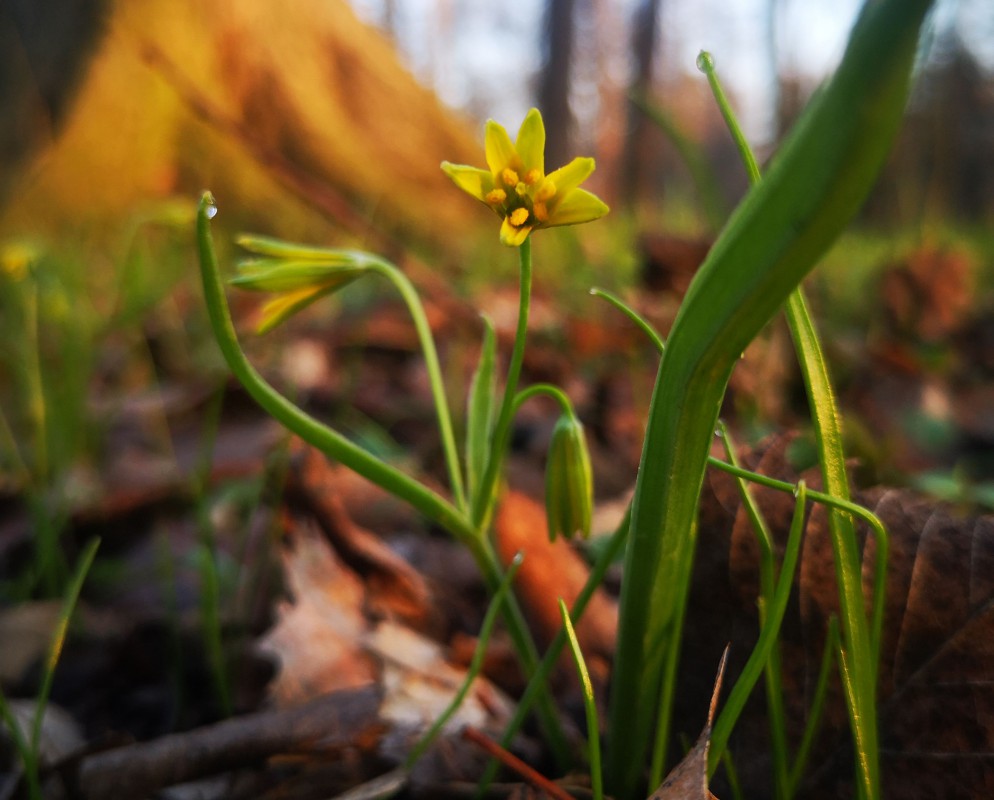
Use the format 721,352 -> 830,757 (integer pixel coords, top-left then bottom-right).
545,413 -> 594,541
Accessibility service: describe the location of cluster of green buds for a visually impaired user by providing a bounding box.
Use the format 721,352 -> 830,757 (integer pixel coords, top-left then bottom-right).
545,411 -> 594,542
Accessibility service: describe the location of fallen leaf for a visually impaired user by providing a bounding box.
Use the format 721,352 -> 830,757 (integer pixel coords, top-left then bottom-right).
494,491 -> 618,678
257,522 -> 377,706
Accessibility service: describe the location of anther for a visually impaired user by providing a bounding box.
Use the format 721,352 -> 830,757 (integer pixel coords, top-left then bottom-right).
509,208 -> 530,227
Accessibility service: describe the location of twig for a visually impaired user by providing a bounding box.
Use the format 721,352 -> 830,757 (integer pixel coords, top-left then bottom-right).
461,726 -> 575,800
71,686 -> 383,799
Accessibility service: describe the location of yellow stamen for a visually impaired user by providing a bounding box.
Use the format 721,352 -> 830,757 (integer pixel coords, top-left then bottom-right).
535,179 -> 556,202
515,182 -> 528,197
533,202 -> 549,222
509,207 -> 530,227
486,188 -> 507,205
524,168 -> 542,185
502,168 -> 520,187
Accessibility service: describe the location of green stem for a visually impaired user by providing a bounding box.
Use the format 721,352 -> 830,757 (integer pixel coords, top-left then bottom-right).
198,200 -> 567,761
589,288 -> 666,354
406,553 -> 524,768
365,259 -> 467,512
702,52 -> 882,798
472,238 -> 532,530
197,194 -> 473,544
608,10 -> 930,767
512,382 -> 573,416
479,505 -> 632,794
717,423 -> 790,799
560,599 -> 604,800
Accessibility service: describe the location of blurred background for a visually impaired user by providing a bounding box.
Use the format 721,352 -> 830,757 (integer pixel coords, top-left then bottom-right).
2,0 -> 994,578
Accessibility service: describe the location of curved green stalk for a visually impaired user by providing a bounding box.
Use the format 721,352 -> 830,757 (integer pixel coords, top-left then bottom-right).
715,423 -> 790,799
513,382 -> 574,416
198,198 -> 568,762
607,3 -> 931,796
197,194 -> 473,543
589,288 -> 666,353
363,258 -> 466,512
471,238 -> 532,530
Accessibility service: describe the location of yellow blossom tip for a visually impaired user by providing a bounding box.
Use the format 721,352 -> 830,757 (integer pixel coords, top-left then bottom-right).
524,169 -> 542,185
486,188 -> 507,205
501,168 -> 520,187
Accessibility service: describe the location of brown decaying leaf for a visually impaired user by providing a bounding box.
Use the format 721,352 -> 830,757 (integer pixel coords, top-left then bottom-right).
286,441 -> 432,627
257,521 -> 377,706
647,647 -> 727,800
493,490 -> 618,680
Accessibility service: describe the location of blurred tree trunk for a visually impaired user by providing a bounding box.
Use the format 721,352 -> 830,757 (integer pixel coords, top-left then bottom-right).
537,0 -> 576,169
619,0 -> 662,206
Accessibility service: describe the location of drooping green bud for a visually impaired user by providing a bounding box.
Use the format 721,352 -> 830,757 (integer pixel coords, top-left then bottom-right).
230,235 -> 379,333
545,412 -> 594,541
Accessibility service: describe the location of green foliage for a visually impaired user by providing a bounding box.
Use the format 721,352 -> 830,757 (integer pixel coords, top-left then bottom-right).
193,3 -> 935,797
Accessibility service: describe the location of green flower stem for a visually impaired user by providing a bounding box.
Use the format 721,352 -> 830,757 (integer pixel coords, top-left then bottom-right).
702,51 -> 882,797
471,238 -> 532,531
607,4 -> 930,796
707,483 -> 808,776
479,505 -> 632,795
513,383 -> 574,416
788,616 -> 841,796
197,197 -> 568,762
463,532 -> 572,767
717,423 -> 790,799
406,553 -> 524,769
363,257 -> 467,513
197,194 -> 473,544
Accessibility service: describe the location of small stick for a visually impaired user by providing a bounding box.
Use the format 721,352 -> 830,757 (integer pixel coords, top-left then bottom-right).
461,726 -> 575,800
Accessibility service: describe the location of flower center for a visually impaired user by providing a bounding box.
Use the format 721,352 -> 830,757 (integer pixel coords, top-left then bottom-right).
490,164 -> 561,230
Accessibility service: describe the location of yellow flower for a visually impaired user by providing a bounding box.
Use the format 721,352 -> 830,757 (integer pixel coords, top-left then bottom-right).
441,108 -> 609,247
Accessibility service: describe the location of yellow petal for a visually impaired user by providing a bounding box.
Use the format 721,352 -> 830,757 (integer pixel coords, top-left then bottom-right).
485,120 -> 518,174
545,188 -> 610,228
441,162 -> 494,202
546,156 -> 596,195
499,217 -> 533,247
515,108 -> 545,175
256,286 -> 327,333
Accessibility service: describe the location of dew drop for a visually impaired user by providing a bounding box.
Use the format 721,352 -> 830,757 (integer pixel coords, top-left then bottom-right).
206,204 -> 218,219
696,50 -> 715,74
